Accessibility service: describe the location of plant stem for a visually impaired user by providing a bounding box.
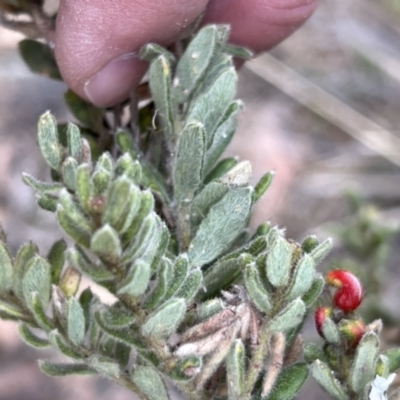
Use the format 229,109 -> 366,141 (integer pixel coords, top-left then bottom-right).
244,321 -> 272,398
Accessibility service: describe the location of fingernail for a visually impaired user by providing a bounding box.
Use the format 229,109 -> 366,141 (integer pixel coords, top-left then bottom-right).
84,53 -> 147,107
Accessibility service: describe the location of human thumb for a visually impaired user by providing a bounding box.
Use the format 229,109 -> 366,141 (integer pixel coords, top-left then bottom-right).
55,0 -> 208,107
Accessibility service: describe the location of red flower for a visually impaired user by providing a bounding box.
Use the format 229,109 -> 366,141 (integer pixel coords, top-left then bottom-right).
326,270 -> 363,312
315,306 -> 333,338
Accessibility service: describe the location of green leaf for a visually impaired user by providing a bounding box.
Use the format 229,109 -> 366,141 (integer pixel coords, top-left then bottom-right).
0,240 -> 13,294
57,191 -> 93,247
114,153 -> 142,183
123,190 -> 154,243
375,355 -> 390,378
268,298 -> 306,332
189,187 -> 252,266
61,157 -> 78,191
97,305 -> 135,330
201,254 -> 251,300
47,239 -> 67,284
170,356 -> 202,381
301,235 -> 320,253
244,263 -> 271,314
174,122 -> 205,203
302,276 -> 324,307
175,269 -> 202,302
49,330 -> 82,359
90,224 -> 122,264
163,255 -> 188,300
38,112 -> 62,170
309,238 -> 332,265
144,259 -> 173,310
186,68 -> 237,149
37,193 -> 58,212
223,44 -> 253,59
174,25 -> 222,103
67,246 -> 113,283
266,236 -> 293,287
122,214 -> 158,264
22,255 -> 51,311
0,299 -> 27,320
91,168 -> 110,197
22,172 -> 63,192
321,318 -> 340,344
253,171 -> 275,203
96,152 -> 113,172
311,360 -> 348,400
19,39 -> 61,80
204,157 -> 238,184
31,292 -> 54,331
267,363 -> 309,400
149,55 -> 175,140
64,90 -> 104,131
67,123 -> 83,160
140,43 -> 175,65
90,355 -> 120,378
102,177 -> 133,228
226,339 -> 245,400
190,181 -> 229,228
287,255 -> 315,301
19,324 -> 49,348
303,343 -> 326,364
13,242 -> 38,300
349,332 -> 379,392
39,361 -> 95,377
202,101 -> 242,175
142,298 -> 186,338
67,297 -> 85,346
76,164 -> 91,210
117,259 -> 151,297
383,348 -> 400,373
196,299 -> 224,322
132,366 -> 169,400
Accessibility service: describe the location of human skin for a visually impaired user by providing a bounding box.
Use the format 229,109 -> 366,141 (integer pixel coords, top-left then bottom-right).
55,0 -> 318,108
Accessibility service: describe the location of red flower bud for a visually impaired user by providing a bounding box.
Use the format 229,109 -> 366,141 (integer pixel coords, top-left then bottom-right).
338,319 -> 366,347
326,270 -> 363,312
314,306 -> 333,338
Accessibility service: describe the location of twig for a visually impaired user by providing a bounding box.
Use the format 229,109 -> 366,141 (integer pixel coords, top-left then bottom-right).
245,54 -> 400,168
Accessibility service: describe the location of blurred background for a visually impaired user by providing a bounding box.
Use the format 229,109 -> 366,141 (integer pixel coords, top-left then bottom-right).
1,0 -> 400,399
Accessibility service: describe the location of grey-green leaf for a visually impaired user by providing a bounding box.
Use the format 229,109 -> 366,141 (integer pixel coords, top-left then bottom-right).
22,172 -> 63,192
189,187 -> 252,266
67,123 -> 83,160
267,363 -> 309,400
268,298 -> 306,332
142,298 -> 186,338
19,324 -> 50,348
0,241 -> 13,294
22,255 -> 51,311
67,297 -> 85,345
117,259 -> 151,297
39,361 -> 95,377
149,55 -> 175,140
226,339 -> 245,400
287,255 -> 315,301
244,263 -> 271,314
186,68 -> 237,149
349,332 -> 379,392
266,236 -> 293,287
311,360 -> 348,400
37,112 -> 62,170
90,224 -> 122,264
132,366 -> 169,400
174,122 -> 205,203
309,238 -> 332,265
